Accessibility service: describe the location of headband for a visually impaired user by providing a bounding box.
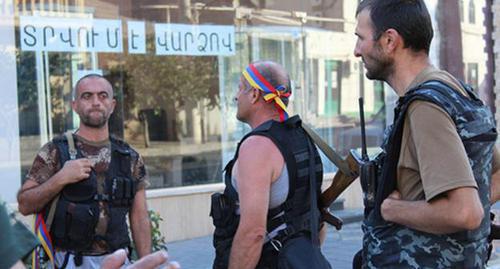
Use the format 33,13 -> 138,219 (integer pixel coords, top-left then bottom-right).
242,64 -> 291,122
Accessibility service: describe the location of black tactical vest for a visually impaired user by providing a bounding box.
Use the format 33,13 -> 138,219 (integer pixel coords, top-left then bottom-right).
211,116 -> 323,269
363,80 -> 497,268
48,134 -> 137,254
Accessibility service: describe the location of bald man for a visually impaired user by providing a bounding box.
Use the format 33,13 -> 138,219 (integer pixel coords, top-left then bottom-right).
18,74 -> 151,268
211,61 -> 330,269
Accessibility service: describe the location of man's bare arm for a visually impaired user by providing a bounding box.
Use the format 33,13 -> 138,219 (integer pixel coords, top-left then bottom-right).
130,188 -> 152,258
228,136 -> 283,269
17,159 -> 92,215
381,187 -> 483,234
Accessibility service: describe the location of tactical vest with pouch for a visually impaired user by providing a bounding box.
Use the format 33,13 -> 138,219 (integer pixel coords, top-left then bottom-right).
363,80 -> 497,268
48,134 -> 137,255
210,116 -> 326,269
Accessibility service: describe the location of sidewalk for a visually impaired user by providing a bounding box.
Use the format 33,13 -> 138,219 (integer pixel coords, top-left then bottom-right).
168,220 -> 500,269
168,221 -> 363,269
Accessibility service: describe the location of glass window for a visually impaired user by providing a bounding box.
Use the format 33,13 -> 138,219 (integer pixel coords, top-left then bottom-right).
12,0 -> 491,190
469,0 -> 476,24
467,63 -> 479,89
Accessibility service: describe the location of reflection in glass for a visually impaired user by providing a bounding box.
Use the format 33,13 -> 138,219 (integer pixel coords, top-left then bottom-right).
14,0 -> 403,188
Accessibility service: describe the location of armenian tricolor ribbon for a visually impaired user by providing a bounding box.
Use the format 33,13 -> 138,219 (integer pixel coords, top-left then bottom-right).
242,64 -> 291,122
32,213 -> 55,268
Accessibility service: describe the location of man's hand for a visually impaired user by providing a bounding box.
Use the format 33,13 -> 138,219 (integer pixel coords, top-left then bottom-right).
9,261 -> 26,269
58,159 -> 93,184
381,190 -> 401,222
17,158 -> 94,215
101,249 -> 181,269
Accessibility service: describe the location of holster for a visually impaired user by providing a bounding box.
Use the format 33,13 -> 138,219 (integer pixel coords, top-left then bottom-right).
210,192 -> 240,269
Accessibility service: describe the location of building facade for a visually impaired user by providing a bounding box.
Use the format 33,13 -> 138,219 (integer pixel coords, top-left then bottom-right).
0,0 -> 496,241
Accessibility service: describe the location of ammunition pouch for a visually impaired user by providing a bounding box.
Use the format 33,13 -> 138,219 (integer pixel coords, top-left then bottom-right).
51,199 -> 99,252
108,176 -> 136,207
210,192 -> 240,269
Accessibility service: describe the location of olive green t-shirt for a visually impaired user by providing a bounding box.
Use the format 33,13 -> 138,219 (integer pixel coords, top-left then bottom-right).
397,66 -> 499,201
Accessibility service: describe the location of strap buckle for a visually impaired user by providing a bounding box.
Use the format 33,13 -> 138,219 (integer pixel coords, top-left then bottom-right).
65,131 -> 78,160
270,238 -> 283,252
68,149 -> 77,160
93,194 -> 110,201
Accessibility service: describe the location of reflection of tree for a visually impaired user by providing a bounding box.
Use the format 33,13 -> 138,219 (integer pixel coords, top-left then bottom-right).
17,50 -> 73,135
124,54 -> 219,110
48,53 -> 72,134
16,51 -> 38,112
118,42 -> 220,142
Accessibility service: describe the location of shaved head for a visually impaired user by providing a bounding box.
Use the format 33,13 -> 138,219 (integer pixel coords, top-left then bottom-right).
73,74 -> 113,100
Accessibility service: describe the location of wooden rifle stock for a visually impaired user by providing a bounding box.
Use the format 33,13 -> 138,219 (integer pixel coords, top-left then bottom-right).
319,151 -> 360,229
302,123 -> 361,230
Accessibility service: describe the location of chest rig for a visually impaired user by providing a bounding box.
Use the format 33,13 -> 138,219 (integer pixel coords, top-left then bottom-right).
363,80 -> 497,268
48,134 -> 137,254
210,116 -> 323,269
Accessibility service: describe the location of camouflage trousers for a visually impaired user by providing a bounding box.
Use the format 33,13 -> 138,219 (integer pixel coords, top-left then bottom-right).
362,222 -> 488,269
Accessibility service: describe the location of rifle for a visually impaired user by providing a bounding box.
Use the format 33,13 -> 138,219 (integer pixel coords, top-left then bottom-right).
302,97 -> 373,230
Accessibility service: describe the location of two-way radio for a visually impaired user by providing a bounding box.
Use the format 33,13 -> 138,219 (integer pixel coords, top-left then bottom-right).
356,97 -> 377,213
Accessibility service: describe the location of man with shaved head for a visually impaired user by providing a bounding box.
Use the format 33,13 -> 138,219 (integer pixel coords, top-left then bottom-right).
18,74 -> 152,268
211,61 -> 331,269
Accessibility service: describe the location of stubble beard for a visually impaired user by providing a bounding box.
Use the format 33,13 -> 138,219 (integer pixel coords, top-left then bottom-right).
364,44 -> 394,81
365,56 -> 393,81
80,110 -> 108,128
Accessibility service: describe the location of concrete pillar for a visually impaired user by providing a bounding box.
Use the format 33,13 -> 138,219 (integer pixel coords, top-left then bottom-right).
437,0 -> 465,81
493,0 -> 500,124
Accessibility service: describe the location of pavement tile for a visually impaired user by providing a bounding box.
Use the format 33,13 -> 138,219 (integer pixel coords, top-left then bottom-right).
168,222 -> 363,269
168,219 -> 500,269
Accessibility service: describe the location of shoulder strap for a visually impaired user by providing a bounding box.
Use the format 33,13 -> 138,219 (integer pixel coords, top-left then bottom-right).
307,137 -> 320,246
46,131 -> 77,230
66,131 -> 77,160
302,123 -> 354,177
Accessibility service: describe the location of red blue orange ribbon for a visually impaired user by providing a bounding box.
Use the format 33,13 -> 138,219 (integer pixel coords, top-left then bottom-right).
32,213 -> 55,268
242,64 -> 291,122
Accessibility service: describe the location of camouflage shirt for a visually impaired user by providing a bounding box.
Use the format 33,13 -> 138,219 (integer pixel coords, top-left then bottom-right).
25,134 -> 149,253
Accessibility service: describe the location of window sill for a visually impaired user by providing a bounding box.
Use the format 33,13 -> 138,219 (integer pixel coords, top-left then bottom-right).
146,183 -> 225,198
